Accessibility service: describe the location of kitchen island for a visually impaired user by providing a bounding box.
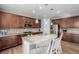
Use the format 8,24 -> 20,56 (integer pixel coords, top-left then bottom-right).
22,34 -> 57,54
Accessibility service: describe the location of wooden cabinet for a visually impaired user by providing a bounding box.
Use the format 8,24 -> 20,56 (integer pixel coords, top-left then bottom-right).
52,17 -> 74,28
0,39 -> 2,50
62,33 -> 79,43
0,12 -> 41,28
19,16 -> 41,28
60,17 -> 74,28
60,19 -> 67,28
0,12 -> 2,28
52,19 -> 61,24
73,34 -> 79,43
32,20 -> 41,28
62,33 -> 73,42
0,36 -> 22,51
66,17 -> 74,28
1,12 -> 20,28
52,19 -> 67,28
74,16 -> 79,28
52,19 -> 62,28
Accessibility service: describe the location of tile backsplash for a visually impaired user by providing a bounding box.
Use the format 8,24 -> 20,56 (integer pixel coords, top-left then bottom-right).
0,28 -> 40,37
62,28 -> 79,34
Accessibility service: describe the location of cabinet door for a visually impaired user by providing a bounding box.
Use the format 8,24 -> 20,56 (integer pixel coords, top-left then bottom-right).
0,12 -> 2,28
52,19 -> 62,27
0,37 -> 8,49
66,17 -> 74,28
1,13 -> 20,28
74,16 -> 79,28
10,15 -> 20,28
73,34 -> 79,43
0,36 -> 22,51
61,18 -> 67,28
0,39 -> 2,50
19,16 -> 26,28
62,33 -> 73,42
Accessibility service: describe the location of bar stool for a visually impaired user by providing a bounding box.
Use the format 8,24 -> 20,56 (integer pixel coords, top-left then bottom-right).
49,32 -> 63,54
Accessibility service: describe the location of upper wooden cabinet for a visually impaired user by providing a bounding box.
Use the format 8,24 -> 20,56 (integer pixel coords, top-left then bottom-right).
52,19 -> 62,27
66,17 -> 74,28
61,17 -> 74,28
32,20 -> 41,28
1,12 -> 20,28
52,17 -> 74,28
0,12 -> 41,28
74,16 -> 79,28
19,16 -> 41,28
60,18 -> 67,28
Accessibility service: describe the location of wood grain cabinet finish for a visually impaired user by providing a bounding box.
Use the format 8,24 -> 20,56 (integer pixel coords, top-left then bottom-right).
62,33 -> 73,42
60,19 -> 67,28
19,16 -> 41,28
74,16 -> 79,28
0,36 -> 22,51
52,17 -> 75,28
60,17 -> 74,28
1,12 -> 20,28
73,34 -> 79,43
62,33 -> 79,43
52,19 -> 62,28
66,17 -> 74,28
0,12 -> 41,28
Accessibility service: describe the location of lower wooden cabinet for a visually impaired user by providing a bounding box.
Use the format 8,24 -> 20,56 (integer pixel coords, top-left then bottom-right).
62,33 -> 73,42
62,33 -> 79,44
0,36 -> 22,51
73,34 -> 79,44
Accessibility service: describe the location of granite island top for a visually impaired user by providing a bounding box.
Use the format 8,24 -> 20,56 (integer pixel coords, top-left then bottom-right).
22,34 -> 57,44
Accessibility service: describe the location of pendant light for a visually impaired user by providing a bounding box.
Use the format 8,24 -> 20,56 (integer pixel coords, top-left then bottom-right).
35,19 -> 39,23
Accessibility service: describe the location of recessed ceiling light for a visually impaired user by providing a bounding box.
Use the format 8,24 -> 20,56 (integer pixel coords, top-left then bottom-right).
45,4 -> 48,6
57,10 -> 60,14
33,10 -> 35,13
50,8 -> 54,11
39,6 -> 43,10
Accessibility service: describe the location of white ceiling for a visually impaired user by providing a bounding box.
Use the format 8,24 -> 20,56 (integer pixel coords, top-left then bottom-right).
0,4 -> 79,20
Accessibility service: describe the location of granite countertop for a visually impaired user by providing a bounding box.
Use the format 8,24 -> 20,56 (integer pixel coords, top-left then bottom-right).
0,31 -> 42,37
22,34 -> 57,44
0,28 -> 41,37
